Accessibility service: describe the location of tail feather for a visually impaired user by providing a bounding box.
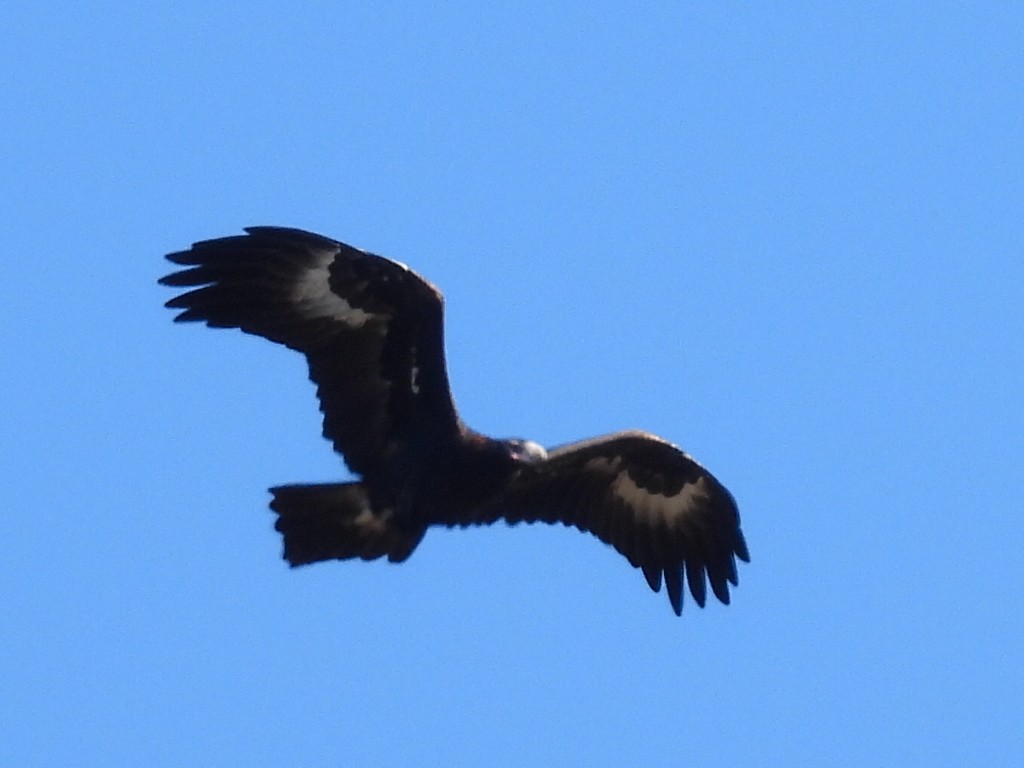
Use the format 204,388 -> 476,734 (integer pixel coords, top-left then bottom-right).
269,483 -> 425,565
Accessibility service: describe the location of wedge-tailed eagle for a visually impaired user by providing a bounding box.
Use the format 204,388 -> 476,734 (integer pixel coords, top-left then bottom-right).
160,227 -> 749,615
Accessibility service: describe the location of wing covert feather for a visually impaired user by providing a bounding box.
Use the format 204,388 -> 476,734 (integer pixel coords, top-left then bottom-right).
160,227 -> 460,479
468,431 -> 749,615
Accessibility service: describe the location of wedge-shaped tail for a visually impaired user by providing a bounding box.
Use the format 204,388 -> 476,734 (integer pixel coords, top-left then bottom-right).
270,483 -> 424,565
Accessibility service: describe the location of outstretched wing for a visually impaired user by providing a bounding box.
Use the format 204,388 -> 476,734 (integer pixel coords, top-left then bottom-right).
159,227 -> 461,481
475,431 -> 748,616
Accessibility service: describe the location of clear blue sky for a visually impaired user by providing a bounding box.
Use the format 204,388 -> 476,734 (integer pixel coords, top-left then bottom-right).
2,3 -> 1021,765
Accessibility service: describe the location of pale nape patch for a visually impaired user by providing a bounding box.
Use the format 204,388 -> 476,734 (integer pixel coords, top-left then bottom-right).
291,252 -> 376,327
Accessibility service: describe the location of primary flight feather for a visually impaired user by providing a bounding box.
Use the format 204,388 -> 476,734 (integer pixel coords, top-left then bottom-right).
160,227 -> 749,615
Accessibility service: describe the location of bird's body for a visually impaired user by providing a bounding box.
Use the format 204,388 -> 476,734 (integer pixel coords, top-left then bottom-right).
161,227 -> 749,615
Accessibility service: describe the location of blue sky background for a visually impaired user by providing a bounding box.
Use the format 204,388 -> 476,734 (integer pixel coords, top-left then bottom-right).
2,3 -> 1021,765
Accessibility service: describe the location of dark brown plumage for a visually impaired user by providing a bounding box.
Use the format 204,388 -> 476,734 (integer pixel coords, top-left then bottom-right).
161,226 -> 749,615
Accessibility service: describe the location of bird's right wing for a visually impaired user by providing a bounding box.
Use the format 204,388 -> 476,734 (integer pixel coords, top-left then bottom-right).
472,431 -> 749,615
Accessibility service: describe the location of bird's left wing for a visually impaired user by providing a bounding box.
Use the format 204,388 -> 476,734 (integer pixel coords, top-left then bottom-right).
159,227 -> 460,482
469,431 -> 749,615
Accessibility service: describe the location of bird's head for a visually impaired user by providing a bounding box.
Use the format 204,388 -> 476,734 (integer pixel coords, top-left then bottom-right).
502,438 -> 548,465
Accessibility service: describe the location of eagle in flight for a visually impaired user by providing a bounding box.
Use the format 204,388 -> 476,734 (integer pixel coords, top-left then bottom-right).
160,227 -> 749,615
